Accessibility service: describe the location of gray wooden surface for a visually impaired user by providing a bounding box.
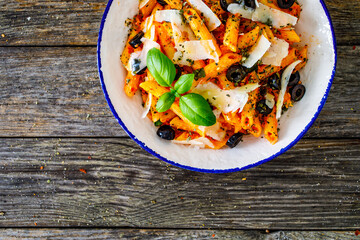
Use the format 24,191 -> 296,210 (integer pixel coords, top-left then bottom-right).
0,229 -> 358,240
0,0 -> 359,239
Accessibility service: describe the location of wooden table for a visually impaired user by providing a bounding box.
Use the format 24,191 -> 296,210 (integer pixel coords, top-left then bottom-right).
0,0 -> 359,239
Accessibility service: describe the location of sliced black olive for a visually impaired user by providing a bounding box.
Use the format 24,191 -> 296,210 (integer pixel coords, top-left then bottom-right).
290,84 -> 306,102
136,66 -> 147,75
256,99 -> 273,115
157,0 -> 168,6
226,133 -> 243,148
268,73 -> 281,90
131,58 -> 147,75
288,71 -> 300,87
174,64 -> 182,80
157,125 -> 175,140
226,64 -> 247,83
277,0 -> 295,9
132,59 -> 141,73
244,0 -> 256,9
129,31 -> 144,48
220,0 -> 230,12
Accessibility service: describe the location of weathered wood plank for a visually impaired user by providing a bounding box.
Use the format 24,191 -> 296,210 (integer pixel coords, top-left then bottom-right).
0,229 -> 358,240
0,0 -> 359,46
0,138 -> 359,229
0,46 -> 359,138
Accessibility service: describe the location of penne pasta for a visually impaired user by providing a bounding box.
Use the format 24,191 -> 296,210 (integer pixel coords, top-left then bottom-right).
183,7 -> 222,57
124,71 -> 142,97
294,45 -> 308,72
162,0 -> 183,10
140,0 -> 158,18
238,26 -> 260,50
263,106 -> 278,145
223,14 -> 241,52
240,88 -> 260,130
193,53 -> 242,88
274,28 -> 301,43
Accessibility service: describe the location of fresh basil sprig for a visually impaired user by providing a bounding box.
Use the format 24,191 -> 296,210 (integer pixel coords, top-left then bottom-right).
146,48 -> 216,127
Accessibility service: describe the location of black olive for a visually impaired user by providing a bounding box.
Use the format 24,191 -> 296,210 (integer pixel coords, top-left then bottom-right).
220,0 -> 228,12
226,64 -> 247,83
277,0 -> 295,9
268,73 -> 281,90
136,67 -> 147,75
290,84 -> 306,102
288,71 -> 300,87
174,64 -> 182,80
157,0 -> 168,6
157,125 -> 175,140
129,31 -> 144,48
131,59 -> 147,75
256,99 -> 273,115
259,86 -> 267,96
226,133 -> 243,148
244,0 -> 256,9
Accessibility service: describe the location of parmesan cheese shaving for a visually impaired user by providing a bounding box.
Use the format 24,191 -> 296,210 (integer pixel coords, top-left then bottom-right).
276,60 -> 302,119
129,38 -> 160,75
139,0 -> 150,10
173,40 -> 219,65
141,93 -> 153,119
172,137 -> 215,149
143,15 -> 155,33
186,0 -> 221,31
155,10 -> 195,43
228,3 -> 255,19
261,37 -> 289,66
228,2 -> 298,29
192,82 -> 260,114
265,93 -> 275,109
198,121 -> 226,141
252,3 -> 298,29
242,34 -> 271,68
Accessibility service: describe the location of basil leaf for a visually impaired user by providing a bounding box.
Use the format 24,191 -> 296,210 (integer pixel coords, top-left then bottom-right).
179,93 -> 216,126
174,74 -> 194,95
156,92 -> 176,113
147,48 -> 176,87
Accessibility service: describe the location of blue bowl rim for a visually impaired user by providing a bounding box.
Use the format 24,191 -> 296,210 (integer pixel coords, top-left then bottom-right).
97,0 -> 337,174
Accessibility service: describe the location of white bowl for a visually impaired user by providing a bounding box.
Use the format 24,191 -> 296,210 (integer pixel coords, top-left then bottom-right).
97,0 -> 337,173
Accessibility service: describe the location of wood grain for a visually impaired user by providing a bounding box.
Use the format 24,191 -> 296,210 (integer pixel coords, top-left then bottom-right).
0,138 -> 359,229
0,46 -> 359,138
0,229 -> 358,239
0,0 -> 359,46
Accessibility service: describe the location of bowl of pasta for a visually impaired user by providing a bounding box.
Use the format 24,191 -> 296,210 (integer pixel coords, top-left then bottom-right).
98,0 -> 336,173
